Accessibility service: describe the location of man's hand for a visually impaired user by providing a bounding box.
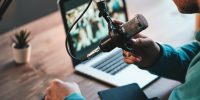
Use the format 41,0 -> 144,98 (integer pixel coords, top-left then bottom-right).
113,19 -> 161,68
45,79 -> 81,100
123,33 -> 161,68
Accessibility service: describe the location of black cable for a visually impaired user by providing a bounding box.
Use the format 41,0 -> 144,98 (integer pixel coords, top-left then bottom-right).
0,0 -> 13,20
65,0 -> 93,61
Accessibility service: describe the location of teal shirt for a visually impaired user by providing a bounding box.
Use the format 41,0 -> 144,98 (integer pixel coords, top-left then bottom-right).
170,52 -> 200,100
64,93 -> 86,100
147,31 -> 200,99
148,42 -> 200,100
148,42 -> 200,82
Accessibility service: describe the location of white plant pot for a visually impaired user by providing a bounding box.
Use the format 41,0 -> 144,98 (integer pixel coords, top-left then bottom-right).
12,44 -> 31,64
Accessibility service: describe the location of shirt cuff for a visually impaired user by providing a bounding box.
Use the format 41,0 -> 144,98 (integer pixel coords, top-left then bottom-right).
64,93 -> 85,100
146,43 -> 171,72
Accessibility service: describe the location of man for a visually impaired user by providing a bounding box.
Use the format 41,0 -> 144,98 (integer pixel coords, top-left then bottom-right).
44,0 -> 200,100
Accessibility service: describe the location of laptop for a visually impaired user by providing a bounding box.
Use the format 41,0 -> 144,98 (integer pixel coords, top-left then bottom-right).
58,0 -> 158,88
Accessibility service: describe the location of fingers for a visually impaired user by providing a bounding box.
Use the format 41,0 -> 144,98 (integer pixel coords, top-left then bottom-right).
45,87 -> 51,95
113,19 -> 148,40
44,79 -> 64,99
131,38 -> 142,47
131,37 -> 154,48
45,95 -> 51,100
123,55 -> 142,64
133,33 -> 147,39
44,79 -> 81,99
123,50 -> 142,64
123,50 -> 132,57
51,79 -> 64,86
112,19 -> 124,25
45,87 -> 52,100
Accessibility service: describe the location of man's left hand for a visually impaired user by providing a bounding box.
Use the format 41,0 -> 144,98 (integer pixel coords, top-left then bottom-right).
45,79 -> 81,100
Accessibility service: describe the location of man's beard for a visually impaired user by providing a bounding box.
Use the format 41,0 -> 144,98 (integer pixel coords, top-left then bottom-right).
173,0 -> 199,13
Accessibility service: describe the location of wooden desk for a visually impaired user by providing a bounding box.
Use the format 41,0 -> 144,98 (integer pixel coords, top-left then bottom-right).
0,23 -> 180,100
0,15 -> 180,100
0,0 -> 196,100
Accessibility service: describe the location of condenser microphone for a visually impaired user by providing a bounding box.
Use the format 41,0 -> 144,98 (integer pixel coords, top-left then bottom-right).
86,14 -> 148,59
121,14 -> 148,40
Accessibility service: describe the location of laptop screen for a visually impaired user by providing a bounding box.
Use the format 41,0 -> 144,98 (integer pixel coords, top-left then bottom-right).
59,0 -> 128,63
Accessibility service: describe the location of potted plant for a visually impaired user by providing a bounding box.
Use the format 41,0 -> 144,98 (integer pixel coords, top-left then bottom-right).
11,30 -> 31,64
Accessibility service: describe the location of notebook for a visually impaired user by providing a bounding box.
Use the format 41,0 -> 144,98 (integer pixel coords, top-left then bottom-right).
98,83 -> 148,100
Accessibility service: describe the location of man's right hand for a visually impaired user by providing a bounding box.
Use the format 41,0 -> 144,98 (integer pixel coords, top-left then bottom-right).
123,33 -> 161,68
113,19 -> 161,68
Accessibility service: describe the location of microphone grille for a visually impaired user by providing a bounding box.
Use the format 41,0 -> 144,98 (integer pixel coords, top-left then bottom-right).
122,14 -> 148,36
136,14 -> 148,29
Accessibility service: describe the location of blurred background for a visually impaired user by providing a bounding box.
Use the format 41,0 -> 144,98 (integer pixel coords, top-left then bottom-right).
0,0 -> 196,46
0,0 -> 58,34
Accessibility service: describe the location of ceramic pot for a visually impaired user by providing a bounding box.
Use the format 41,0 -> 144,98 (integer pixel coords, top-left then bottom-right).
12,43 -> 31,64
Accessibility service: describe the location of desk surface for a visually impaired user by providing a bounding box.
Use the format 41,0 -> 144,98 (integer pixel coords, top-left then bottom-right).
0,24 -> 180,100
0,0 -> 196,100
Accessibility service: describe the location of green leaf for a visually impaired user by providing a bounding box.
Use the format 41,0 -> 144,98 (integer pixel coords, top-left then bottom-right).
12,30 -> 31,49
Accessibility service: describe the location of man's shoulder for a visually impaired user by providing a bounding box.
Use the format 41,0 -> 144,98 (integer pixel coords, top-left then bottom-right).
188,52 -> 200,70
169,56 -> 200,100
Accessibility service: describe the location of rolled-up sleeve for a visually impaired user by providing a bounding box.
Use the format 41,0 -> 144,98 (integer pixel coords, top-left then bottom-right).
147,42 -> 200,82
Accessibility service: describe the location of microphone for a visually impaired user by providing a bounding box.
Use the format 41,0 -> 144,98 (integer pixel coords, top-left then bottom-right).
122,14 -> 148,40
86,14 -> 148,59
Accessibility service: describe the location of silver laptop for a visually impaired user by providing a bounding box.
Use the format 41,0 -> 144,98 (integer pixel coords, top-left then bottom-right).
58,0 -> 158,88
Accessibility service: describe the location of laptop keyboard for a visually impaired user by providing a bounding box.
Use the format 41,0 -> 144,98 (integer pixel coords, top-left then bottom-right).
92,50 -> 129,75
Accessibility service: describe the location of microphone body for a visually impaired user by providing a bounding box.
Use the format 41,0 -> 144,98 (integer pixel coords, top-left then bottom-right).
99,14 -> 148,52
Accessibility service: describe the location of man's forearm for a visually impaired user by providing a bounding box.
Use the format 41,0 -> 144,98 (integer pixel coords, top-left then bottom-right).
147,42 -> 200,82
